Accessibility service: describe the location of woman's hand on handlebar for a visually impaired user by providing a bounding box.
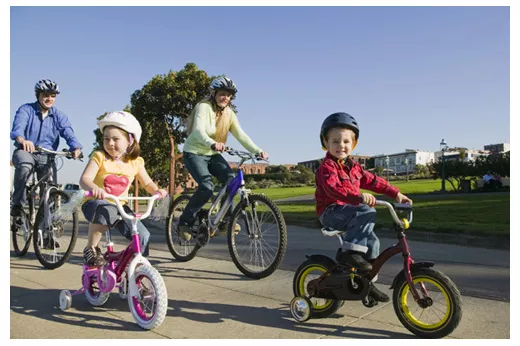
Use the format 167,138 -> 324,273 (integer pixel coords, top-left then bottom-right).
211,142 -> 226,152
395,192 -> 413,205
258,151 -> 269,160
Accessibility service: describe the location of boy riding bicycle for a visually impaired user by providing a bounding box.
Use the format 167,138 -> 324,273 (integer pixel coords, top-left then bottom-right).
315,112 -> 413,302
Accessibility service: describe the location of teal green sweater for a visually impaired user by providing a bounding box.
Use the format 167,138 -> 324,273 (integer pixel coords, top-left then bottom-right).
183,101 -> 263,156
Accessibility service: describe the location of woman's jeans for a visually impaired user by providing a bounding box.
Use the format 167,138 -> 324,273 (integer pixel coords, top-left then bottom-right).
320,204 -> 380,260
179,152 -> 235,227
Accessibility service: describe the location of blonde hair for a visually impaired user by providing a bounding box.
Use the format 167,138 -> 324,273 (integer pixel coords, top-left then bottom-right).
186,98 -> 233,144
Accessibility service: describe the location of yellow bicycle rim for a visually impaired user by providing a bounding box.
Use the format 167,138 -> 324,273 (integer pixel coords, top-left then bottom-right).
298,264 -> 334,311
399,276 -> 452,329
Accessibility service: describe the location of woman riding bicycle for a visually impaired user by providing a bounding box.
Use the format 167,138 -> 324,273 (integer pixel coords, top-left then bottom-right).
178,76 -> 268,239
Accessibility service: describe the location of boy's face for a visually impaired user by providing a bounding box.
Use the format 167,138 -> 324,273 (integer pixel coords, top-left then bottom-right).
324,127 -> 357,160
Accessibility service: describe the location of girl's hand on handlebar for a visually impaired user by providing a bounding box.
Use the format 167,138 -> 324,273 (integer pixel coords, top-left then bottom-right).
211,142 -> 226,152
361,193 -> 377,207
155,189 -> 168,199
395,192 -> 413,205
90,186 -> 106,200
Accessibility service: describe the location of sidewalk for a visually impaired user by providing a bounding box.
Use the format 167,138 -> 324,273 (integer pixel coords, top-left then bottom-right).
10,237 -> 510,339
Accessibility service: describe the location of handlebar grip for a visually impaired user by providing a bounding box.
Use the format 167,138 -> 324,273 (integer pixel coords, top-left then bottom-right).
84,191 -> 93,197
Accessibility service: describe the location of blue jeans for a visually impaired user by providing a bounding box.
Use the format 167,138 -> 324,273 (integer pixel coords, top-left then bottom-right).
82,199 -> 150,256
320,204 -> 380,259
179,151 -> 235,226
11,149 -> 57,207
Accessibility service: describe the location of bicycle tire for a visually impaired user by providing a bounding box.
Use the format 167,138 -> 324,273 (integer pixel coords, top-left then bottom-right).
33,189 -> 79,269
166,194 -> 201,262
11,197 -> 34,257
227,193 -> 287,279
393,267 -> 463,338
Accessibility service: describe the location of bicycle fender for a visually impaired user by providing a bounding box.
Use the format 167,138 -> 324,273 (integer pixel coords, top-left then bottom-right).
306,254 -> 337,267
127,253 -> 151,297
389,261 -> 435,289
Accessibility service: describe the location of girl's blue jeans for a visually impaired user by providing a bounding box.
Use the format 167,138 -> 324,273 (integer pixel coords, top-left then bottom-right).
179,151 -> 235,227
320,203 -> 380,259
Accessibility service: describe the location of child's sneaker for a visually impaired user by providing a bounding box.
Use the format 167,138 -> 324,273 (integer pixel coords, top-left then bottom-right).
83,246 -> 106,266
337,250 -> 373,271
368,284 -> 390,302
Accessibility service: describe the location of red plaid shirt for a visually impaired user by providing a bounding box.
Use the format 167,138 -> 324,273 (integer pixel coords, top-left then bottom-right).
315,152 -> 400,216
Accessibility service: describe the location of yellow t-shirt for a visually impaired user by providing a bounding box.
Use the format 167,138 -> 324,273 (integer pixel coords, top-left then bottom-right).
90,151 -> 144,202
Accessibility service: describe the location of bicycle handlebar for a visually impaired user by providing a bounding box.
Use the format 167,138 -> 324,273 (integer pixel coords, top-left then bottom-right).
36,146 -> 84,160
84,191 -> 162,221
224,147 -> 268,162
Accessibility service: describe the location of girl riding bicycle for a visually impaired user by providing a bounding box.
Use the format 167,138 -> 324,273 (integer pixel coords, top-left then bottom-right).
79,111 -> 167,266
178,76 -> 268,239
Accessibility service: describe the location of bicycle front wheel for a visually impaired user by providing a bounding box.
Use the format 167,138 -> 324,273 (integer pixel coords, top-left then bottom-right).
227,193 -> 287,279
33,189 -> 79,269
166,195 -> 201,262
393,267 -> 463,338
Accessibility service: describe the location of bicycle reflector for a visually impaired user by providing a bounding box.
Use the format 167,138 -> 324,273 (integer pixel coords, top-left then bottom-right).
401,218 -> 410,230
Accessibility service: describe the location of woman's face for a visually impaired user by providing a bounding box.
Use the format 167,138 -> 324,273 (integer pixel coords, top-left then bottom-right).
215,90 -> 233,108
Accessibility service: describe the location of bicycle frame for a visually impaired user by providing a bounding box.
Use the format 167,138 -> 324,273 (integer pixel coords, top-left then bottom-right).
207,169 -> 245,230
77,193 -> 159,297
322,200 -> 423,300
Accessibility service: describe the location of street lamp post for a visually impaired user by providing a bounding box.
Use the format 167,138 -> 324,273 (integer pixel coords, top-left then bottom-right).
404,157 -> 409,182
385,155 -> 390,181
440,139 -> 448,192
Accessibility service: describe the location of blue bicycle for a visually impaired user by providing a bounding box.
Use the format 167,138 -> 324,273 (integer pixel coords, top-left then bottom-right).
166,148 -> 288,279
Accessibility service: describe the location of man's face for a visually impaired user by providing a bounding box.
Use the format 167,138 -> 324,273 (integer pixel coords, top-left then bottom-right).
38,92 -> 57,109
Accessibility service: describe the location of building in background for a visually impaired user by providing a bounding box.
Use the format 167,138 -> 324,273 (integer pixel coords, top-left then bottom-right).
484,143 -> 510,153
298,155 -> 370,173
372,150 -> 435,174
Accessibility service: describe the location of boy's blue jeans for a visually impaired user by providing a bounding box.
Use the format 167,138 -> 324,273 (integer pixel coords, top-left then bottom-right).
179,151 -> 235,227
320,204 -> 380,260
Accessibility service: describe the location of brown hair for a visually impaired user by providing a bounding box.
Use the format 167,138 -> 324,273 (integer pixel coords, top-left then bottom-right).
102,125 -> 141,161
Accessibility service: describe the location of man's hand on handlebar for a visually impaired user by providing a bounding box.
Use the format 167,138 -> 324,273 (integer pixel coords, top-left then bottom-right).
72,148 -> 83,160
18,137 -> 35,153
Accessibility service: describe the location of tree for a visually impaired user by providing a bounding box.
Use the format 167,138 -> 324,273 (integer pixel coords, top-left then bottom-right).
129,63 -> 213,195
266,165 -> 289,174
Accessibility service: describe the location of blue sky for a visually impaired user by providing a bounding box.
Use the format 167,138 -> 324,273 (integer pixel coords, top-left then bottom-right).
9,5 -> 511,185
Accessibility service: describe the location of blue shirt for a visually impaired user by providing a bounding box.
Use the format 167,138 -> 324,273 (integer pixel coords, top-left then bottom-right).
10,102 -> 83,151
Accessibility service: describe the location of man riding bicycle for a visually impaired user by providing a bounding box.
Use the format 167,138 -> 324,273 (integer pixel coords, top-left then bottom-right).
10,79 -> 83,219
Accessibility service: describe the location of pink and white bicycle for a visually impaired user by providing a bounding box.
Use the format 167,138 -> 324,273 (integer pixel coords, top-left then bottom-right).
58,192 -> 168,330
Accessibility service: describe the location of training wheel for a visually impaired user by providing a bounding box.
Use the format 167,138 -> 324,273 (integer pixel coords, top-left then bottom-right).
290,296 -> 313,322
59,290 -> 72,311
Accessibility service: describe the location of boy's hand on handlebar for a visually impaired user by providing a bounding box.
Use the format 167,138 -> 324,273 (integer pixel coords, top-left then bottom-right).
395,192 -> 413,205
90,186 -> 106,200
361,193 -> 377,207
211,142 -> 226,152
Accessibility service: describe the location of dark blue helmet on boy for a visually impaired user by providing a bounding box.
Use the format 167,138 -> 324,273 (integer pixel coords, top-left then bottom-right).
320,112 -> 359,148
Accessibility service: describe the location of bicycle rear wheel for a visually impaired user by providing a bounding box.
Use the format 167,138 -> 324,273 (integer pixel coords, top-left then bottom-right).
227,193 -> 287,279
166,194 -> 201,262
33,189 -> 79,269
11,207 -> 32,257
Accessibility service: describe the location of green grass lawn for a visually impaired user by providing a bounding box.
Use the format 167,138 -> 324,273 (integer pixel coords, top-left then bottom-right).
275,194 -> 510,236
251,179 -> 454,201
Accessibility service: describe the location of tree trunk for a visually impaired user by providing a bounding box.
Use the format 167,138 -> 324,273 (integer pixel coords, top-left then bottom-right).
169,136 -> 176,197
133,178 -> 139,211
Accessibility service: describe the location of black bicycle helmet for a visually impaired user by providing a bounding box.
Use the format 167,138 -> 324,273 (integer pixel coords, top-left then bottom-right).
35,79 -> 60,95
209,76 -> 238,96
320,112 -> 359,148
